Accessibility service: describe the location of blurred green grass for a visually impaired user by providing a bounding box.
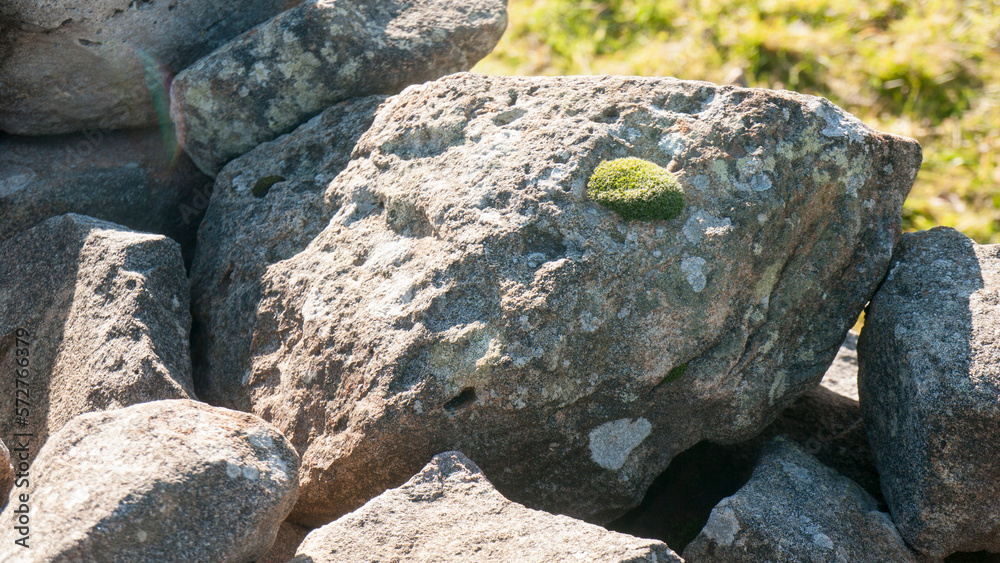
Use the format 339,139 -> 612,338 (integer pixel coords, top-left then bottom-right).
473,0 -> 1000,243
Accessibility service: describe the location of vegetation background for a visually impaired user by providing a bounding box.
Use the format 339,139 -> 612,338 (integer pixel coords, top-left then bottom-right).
473,0 -> 1000,244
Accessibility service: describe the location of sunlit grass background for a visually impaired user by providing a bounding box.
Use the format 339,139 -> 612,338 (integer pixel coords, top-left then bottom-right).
473,0 -> 1000,243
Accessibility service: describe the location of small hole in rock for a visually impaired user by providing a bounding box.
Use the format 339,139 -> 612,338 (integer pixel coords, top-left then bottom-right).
443,387 -> 476,410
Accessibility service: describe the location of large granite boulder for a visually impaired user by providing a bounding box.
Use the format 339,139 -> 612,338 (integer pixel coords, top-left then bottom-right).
0,128 -> 210,263
0,214 -> 194,459
204,73 -> 920,525
291,451 -> 681,563
169,0 -> 507,175
859,227 -> 1000,557
0,0 -> 301,135
0,399 -> 299,562
683,437 -> 916,562
190,95 -> 386,402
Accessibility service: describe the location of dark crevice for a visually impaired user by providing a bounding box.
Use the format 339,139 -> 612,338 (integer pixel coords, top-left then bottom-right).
443,387 -> 476,410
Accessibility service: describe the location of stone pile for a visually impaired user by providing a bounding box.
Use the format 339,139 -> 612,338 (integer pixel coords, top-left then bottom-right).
4,0 -> 1000,561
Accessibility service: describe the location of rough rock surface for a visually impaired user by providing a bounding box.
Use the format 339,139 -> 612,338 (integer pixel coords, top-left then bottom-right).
859,227 -> 1000,557
0,129 -> 210,263
0,399 -> 299,562
683,437 -> 916,562
291,451 -> 681,563
211,73 -> 920,525
190,95 -> 385,402
822,330 -> 859,400
170,0 -> 507,175
0,0 -> 301,135
0,214 -> 194,459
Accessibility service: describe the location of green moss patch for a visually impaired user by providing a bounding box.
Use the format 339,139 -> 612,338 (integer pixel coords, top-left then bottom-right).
587,157 -> 684,221
665,363 -> 688,383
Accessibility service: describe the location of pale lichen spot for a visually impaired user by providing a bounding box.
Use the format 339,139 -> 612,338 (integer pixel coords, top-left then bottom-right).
684,210 -> 733,244
844,173 -> 864,197
659,132 -> 687,156
807,98 -> 867,143
703,503 -> 741,546
588,417 -> 652,470
681,256 -> 708,293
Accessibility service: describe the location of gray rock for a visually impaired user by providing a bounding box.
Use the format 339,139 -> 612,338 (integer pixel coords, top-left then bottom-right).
214,73 -> 920,526
0,214 -> 194,460
291,451 -> 681,563
0,0 -> 301,135
0,128 -> 211,263
683,437 -> 917,562
822,330 -> 859,400
189,95 -> 386,407
0,399 -> 299,562
169,0 -> 508,175
859,227 -> 1000,557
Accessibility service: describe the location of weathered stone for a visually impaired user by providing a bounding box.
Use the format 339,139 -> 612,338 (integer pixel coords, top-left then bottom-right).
683,437 -> 917,562
212,73 -> 919,525
0,399 -> 299,562
0,214 -> 194,460
822,330 -> 859,400
859,227 -> 1000,557
169,0 -> 508,175
291,451 -> 681,563
0,0 -> 301,135
190,95 -> 385,405
0,128 -> 210,263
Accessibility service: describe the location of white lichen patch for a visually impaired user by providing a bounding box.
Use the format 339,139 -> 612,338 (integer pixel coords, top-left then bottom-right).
658,132 -> 688,156
844,173 -> 864,197
703,502 -> 741,546
588,417 -> 652,470
684,210 -> 733,244
681,256 -> 708,293
807,98 -> 867,143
